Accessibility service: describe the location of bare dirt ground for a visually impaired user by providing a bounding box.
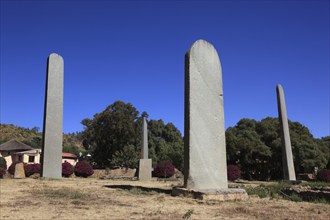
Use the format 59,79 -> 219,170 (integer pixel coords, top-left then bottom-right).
0,177 -> 329,220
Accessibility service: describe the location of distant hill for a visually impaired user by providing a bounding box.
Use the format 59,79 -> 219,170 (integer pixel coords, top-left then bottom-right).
0,124 -> 83,149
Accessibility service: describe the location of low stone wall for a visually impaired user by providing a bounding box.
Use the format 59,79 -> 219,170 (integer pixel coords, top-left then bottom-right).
282,185 -> 330,202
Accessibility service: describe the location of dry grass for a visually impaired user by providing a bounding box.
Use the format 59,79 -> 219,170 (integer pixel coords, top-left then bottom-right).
0,178 -> 329,219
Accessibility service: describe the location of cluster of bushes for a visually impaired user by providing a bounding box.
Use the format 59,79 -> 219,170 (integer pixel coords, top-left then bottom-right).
8,161 -> 21,175
152,162 -> 243,182
227,164 -> 241,181
0,157 -> 7,178
73,161 -> 94,177
317,169 -> 330,182
62,161 -> 94,178
154,161 -> 175,178
8,161 -> 41,177
24,163 -> 41,177
1,160 -> 94,178
0,157 -> 7,169
0,168 -> 5,178
62,161 -> 74,177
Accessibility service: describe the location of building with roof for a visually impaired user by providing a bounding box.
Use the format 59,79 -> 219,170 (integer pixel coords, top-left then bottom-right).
62,152 -> 78,165
0,140 -> 34,166
0,139 -> 78,167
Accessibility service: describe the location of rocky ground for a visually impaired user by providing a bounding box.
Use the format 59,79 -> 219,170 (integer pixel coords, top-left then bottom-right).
0,177 -> 329,219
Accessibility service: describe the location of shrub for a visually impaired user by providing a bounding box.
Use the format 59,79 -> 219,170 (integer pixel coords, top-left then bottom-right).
62,161 -> 74,177
154,161 -> 175,178
0,157 -> 7,169
8,161 -> 22,175
317,169 -> 330,182
0,167 -> 6,178
227,164 -> 241,181
24,163 -> 41,177
74,161 -> 94,177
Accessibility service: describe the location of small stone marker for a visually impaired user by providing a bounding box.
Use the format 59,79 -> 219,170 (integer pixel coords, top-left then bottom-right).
172,39 -> 247,201
41,53 -> 64,179
138,117 -> 152,181
276,84 -> 296,181
14,163 -> 25,179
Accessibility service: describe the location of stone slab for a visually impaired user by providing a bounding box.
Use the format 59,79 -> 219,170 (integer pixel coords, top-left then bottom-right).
14,163 -> 25,179
172,187 -> 248,201
184,39 -> 228,189
276,84 -> 296,181
41,53 -> 64,179
138,159 -> 152,181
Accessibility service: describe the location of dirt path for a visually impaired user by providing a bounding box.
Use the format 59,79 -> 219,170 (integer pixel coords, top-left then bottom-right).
0,178 -> 329,219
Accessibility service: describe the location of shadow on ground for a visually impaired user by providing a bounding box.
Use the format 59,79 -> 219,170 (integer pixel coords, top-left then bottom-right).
104,185 -> 172,195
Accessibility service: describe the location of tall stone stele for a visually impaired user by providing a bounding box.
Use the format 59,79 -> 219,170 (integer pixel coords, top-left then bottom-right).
184,40 -> 228,190
41,53 -> 64,179
138,117 -> 152,181
276,84 -> 296,181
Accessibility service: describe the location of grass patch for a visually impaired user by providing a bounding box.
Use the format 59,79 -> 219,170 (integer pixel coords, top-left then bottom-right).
245,186 -> 268,198
300,181 -> 329,188
244,181 -> 330,204
127,187 -> 157,195
245,182 -> 290,199
182,209 -> 194,219
288,193 -> 303,202
32,187 -> 93,200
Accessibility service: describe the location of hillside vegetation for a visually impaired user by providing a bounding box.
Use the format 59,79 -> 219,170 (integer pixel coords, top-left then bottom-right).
0,124 -> 82,149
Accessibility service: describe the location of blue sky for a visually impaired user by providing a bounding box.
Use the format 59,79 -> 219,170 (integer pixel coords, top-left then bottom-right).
1,1 -> 329,138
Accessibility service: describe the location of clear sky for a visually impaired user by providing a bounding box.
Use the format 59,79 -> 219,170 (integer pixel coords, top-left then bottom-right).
1,0 -> 329,138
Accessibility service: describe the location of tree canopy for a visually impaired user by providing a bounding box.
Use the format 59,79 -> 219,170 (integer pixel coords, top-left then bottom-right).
81,101 -> 184,170
226,117 -> 329,180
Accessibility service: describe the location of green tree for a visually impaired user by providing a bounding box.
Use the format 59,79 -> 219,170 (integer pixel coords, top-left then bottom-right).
226,119 -> 271,180
112,144 -> 139,168
289,122 -> 327,173
316,136 -> 330,169
81,101 -> 184,170
226,117 -> 328,180
81,101 -> 140,168
148,119 -> 184,171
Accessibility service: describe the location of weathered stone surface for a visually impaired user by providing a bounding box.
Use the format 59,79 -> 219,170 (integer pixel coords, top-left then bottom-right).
41,53 -> 64,179
282,185 -> 330,202
172,187 -> 248,201
184,39 -> 228,190
14,163 -> 25,179
276,84 -> 296,181
138,159 -> 152,181
141,117 -> 148,159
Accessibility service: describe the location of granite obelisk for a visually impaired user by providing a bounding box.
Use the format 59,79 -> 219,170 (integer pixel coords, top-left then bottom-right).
276,84 -> 296,181
138,117 -> 152,180
41,53 -> 64,179
184,40 -> 228,189
141,117 -> 148,159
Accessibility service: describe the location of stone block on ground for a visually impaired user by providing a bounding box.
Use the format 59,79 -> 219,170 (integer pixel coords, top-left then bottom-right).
138,159 -> 152,181
172,187 -> 248,201
14,163 -> 25,179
